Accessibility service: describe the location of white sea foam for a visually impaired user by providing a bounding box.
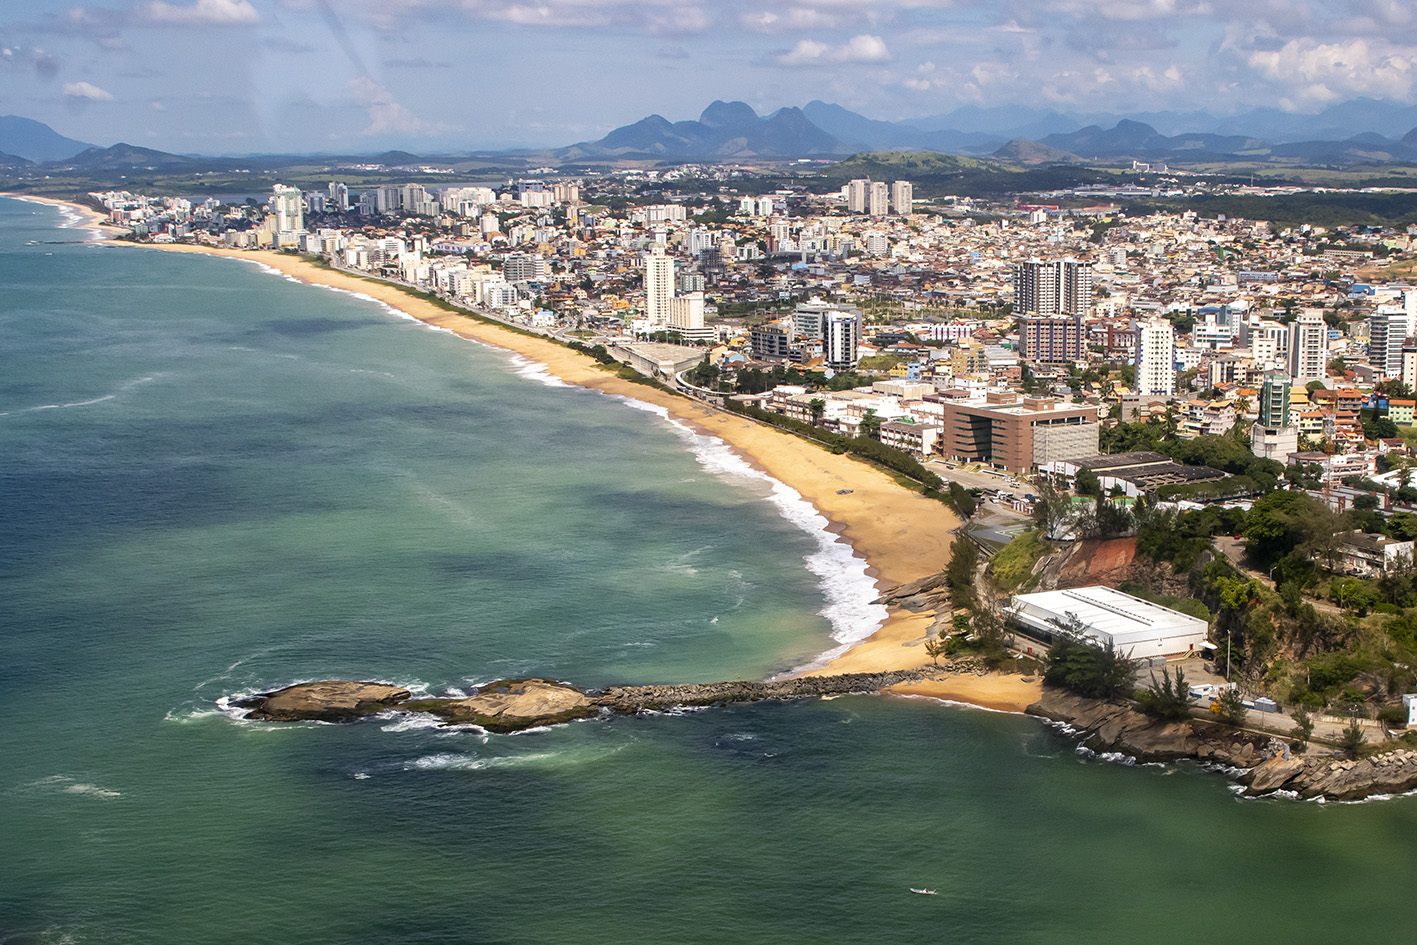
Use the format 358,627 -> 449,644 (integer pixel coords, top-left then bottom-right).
377,712 -> 445,733
405,751 -> 560,772
509,726 -> 553,736
611,395 -> 889,662
508,353 -> 571,387
890,692 -> 1026,717
0,374 -> 156,418
30,775 -> 121,799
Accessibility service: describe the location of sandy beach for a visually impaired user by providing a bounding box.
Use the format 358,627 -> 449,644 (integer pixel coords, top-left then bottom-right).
17,207 -> 968,680
7,193 -> 113,230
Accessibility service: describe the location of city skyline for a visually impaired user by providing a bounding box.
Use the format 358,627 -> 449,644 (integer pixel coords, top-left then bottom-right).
3,0 -> 1417,155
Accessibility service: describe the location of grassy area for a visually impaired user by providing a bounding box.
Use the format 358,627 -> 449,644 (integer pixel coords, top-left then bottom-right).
986,528 -> 1049,594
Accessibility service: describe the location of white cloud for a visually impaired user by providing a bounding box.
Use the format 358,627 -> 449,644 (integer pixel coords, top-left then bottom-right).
62,80 -> 113,99
349,76 -> 425,134
139,0 -> 260,25
1248,38 -> 1416,107
777,33 -> 890,66
902,77 -> 931,90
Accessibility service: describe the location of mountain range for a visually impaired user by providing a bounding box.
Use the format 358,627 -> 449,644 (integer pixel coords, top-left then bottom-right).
9,99 -> 1417,169
561,100 -> 1417,165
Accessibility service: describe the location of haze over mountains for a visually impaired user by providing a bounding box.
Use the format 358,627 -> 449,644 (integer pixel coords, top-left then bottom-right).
8,99 -> 1417,168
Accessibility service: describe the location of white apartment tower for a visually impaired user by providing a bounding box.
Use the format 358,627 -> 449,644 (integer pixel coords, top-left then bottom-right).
643,246 -> 675,327
1135,316 -> 1176,396
868,181 -> 890,218
824,309 -> 862,370
668,292 -> 713,342
271,184 -> 304,235
1369,311 -> 1407,378
1013,258 -> 1093,317
1288,309 -> 1328,385
891,180 -> 913,215
847,179 -> 869,214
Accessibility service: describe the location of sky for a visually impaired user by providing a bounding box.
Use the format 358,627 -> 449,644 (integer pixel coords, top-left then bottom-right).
2,0 -> 1416,154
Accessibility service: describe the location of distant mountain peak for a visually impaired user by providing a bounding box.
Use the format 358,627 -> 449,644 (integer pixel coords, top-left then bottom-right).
699,100 -> 759,129
0,115 -> 95,163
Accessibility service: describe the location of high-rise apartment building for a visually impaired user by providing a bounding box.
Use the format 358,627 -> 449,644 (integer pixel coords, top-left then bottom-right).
824,309 -> 862,370
1252,371 -> 1298,461
1288,310 -> 1328,385
1135,317 -> 1176,396
1013,258 -> 1093,317
643,246 -> 675,326
868,182 -> 889,218
1258,372 -> 1291,428
271,184 -> 304,235
327,181 -> 348,212
891,180 -> 913,215
668,292 -> 713,342
1018,317 -> 1085,362
847,179 -> 869,214
1370,311 -> 1407,378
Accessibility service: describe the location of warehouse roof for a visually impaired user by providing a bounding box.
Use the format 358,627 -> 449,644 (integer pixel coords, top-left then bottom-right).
1007,585 -> 1209,648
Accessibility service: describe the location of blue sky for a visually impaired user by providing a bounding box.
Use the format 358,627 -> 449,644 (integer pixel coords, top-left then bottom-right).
3,0 -> 1416,153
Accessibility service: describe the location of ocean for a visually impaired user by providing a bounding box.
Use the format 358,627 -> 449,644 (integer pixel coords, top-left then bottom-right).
2,197 -> 1415,944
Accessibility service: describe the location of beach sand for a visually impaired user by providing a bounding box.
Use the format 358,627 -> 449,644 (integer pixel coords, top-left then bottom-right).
8,194 -> 113,230
889,673 -> 1043,714
77,234 -> 965,682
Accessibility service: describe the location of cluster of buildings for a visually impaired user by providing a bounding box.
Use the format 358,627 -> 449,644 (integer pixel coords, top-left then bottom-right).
91,169 -> 1417,485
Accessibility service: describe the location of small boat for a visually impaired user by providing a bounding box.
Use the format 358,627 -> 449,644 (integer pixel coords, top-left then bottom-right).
910,888 -> 937,896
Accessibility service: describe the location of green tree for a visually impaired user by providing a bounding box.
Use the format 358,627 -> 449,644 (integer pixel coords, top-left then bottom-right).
945,538 -> 979,613
1290,704 -> 1314,751
1043,631 -> 1136,700
947,481 -> 976,518
1215,688 -> 1249,727
808,398 -> 825,426
1075,467 -> 1101,497
1139,666 -> 1192,720
1342,718 -> 1366,759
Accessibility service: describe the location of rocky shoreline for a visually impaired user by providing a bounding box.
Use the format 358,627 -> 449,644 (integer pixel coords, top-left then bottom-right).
1026,686 -> 1417,802
235,674 -> 1417,801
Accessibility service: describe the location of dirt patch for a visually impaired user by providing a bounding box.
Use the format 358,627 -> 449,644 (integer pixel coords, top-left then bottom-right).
1050,537 -> 1139,589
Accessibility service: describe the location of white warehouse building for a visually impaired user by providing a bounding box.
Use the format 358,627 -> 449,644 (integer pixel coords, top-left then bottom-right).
1006,586 -> 1210,661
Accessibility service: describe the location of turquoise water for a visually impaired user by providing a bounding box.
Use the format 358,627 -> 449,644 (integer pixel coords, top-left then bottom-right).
3,199 -> 1416,944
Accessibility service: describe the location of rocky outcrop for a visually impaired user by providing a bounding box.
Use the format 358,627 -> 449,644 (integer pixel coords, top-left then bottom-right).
1028,685 -> 1417,801
427,679 -> 596,733
242,681 -> 412,722
874,571 -> 950,614
1025,686 -> 1269,767
1240,748 -> 1417,801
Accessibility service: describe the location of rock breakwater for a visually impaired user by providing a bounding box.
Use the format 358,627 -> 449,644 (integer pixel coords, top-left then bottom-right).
236,670 -> 935,733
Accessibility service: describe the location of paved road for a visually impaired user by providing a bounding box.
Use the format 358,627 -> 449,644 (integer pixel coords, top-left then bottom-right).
1213,536 -> 1344,615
